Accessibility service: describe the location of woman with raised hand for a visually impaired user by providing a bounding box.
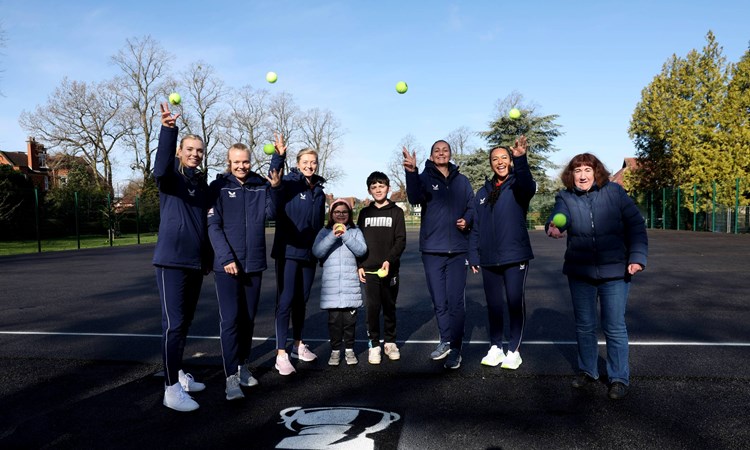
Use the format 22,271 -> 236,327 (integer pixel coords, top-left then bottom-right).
153,101 -> 211,412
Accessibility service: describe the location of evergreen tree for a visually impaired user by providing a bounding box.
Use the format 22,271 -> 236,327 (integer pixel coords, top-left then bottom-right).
719,46 -> 750,201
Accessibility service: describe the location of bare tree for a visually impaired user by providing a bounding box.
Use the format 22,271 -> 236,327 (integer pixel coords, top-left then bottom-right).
176,61 -> 227,173
298,107 -> 344,183
225,85 -> 272,172
19,77 -> 132,191
268,92 -> 300,171
388,134 -> 425,194
445,126 -> 475,157
111,36 -> 173,182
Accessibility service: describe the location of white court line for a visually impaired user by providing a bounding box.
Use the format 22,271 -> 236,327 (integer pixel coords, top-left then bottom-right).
1,331 -> 749,347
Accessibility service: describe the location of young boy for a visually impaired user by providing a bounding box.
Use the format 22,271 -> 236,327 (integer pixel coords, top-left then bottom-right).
356,171 -> 407,364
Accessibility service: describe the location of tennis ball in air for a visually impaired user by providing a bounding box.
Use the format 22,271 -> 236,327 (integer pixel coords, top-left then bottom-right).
509,108 -> 521,119
395,81 -> 408,94
266,71 -> 278,83
263,143 -> 275,155
168,93 -> 181,105
552,213 -> 567,227
376,268 -> 388,278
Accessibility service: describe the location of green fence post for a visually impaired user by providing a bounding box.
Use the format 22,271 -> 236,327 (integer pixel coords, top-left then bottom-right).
107,193 -> 113,247
34,187 -> 41,253
75,191 -> 80,249
662,188 -> 667,229
136,195 -> 141,244
736,178 -> 740,234
711,181 -> 716,233
649,191 -> 654,229
693,185 -> 697,232
676,187 -> 681,231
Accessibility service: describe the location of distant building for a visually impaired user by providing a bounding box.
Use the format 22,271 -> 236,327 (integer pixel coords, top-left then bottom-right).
0,137 -> 105,191
0,137 -> 49,191
610,157 -> 639,188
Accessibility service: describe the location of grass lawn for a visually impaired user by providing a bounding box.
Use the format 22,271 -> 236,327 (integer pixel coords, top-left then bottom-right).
0,233 -> 158,256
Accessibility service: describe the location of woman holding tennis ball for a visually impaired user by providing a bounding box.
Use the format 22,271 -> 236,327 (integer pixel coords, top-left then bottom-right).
153,101 -> 211,412
468,135 -> 535,370
312,198 -> 367,366
269,134 -> 327,375
546,153 -> 648,400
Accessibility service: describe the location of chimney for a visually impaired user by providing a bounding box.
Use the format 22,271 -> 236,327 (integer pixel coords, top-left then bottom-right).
26,137 -> 47,170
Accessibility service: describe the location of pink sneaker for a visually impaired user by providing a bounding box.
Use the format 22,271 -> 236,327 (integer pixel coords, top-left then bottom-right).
291,343 -> 318,362
275,353 -> 296,376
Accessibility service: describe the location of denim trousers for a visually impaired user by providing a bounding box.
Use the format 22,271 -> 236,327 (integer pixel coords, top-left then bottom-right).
568,276 -> 630,385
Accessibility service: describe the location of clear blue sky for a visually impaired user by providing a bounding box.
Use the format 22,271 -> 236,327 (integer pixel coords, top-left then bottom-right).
1,1 -> 748,199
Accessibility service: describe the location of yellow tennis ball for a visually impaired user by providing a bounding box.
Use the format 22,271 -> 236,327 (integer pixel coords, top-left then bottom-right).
266,71 -> 278,83
509,108 -> 521,119
553,213 -> 567,227
376,268 -> 388,278
334,223 -> 345,233
168,92 -> 181,105
263,143 -> 275,155
395,81 -> 408,94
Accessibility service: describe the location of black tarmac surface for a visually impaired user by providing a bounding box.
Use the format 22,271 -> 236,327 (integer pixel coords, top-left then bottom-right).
1,230 -> 749,449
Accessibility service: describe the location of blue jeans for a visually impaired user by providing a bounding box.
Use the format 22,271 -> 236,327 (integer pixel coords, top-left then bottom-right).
568,276 -> 630,385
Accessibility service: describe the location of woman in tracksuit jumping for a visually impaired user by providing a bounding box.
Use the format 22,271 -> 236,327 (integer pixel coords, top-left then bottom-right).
402,139 -> 474,370
153,102 -> 211,412
207,143 -> 281,400
268,134 -> 327,375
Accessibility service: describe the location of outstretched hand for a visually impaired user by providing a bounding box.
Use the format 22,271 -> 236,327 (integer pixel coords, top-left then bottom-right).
546,223 -> 565,239
511,135 -> 528,157
267,168 -> 282,187
273,132 -> 287,156
402,146 -> 417,172
160,102 -> 180,128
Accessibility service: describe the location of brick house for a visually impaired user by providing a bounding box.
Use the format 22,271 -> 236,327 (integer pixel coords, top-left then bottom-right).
0,137 -> 50,191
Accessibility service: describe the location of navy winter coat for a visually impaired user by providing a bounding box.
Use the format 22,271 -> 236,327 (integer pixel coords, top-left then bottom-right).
152,126 -> 211,270
547,181 -> 648,280
405,159 -> 474,254
469,154 -> 536,267
207,172 -> 279,273
269,152 -> 326,262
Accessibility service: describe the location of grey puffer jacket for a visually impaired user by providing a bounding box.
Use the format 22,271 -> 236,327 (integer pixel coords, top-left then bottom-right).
312,225 -> 368,309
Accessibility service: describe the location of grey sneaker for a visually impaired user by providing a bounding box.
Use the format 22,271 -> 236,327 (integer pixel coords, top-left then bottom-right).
345,349 -> 358,365
430,342 -> 451,360
443,349 -> 462,369
328,350 -> 341,366
225,374 -> 244,401
239,363 -> 258,387
178,369 -> 205,392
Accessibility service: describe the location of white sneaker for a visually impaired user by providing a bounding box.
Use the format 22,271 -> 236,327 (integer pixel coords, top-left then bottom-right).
178,370 -> 205,392
275,353 -> 296,375
384,343 -> 401,361
225,374 -> 244,401
291,343 -> 318,362
368,346 -> 382,365
345,349 -> 358,365
481,345 -> 505,367
239,363 -> 258,387
501,350 -> 523,370
328,350 -> 341,366
163,382 -> 199,412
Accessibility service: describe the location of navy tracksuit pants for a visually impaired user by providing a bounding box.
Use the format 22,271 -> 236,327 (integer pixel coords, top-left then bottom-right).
214,270 -> 262,377
274,258 -> 316,350
421,253 -> 468,350
481,262 -> 529,353
155,266 -> 203,386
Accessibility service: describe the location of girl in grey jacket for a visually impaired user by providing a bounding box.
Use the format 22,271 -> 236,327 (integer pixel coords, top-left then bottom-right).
312,198 -> 367,366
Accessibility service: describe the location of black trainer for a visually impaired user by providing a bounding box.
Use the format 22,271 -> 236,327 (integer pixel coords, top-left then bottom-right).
608,382 -> 628,400
571,373 -> 596,388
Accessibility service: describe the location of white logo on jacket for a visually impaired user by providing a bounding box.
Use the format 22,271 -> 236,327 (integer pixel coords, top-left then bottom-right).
188,189 -> 195,197
228,191 -> 236,198
364,217 -> 392,228
479,197 -> 486,205
300,193 -> 307,200
432,184 -> 439,191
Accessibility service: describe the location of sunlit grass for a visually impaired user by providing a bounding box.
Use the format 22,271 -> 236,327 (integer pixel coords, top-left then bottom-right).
0,233 -> 158,256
